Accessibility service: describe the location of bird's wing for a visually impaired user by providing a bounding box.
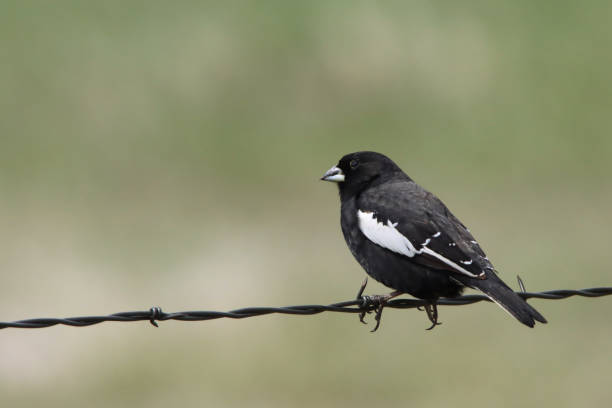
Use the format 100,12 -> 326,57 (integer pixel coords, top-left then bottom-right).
356,180 -> 494,279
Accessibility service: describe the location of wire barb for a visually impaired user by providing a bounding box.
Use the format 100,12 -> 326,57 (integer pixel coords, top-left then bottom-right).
149,307 -> 163,327
517,275 -> 527,293
0,287 -> 610,330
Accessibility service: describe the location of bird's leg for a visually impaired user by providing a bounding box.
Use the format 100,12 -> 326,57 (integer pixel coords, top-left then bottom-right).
424,301 -> 442,330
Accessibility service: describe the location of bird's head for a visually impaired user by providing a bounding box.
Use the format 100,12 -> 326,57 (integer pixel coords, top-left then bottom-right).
321,151 -> 406,196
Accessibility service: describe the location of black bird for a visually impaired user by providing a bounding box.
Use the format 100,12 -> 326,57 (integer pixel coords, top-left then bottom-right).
321,151 -> 546,331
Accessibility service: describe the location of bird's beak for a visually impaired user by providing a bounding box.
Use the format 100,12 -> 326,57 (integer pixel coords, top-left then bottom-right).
321,166 -> 345,182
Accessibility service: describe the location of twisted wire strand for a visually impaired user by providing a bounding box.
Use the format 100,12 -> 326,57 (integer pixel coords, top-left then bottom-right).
1,287 -> 610,329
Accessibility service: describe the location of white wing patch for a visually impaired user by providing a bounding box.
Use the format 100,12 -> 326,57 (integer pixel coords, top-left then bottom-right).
357,210 -> 419,257
357,210 -> 482,279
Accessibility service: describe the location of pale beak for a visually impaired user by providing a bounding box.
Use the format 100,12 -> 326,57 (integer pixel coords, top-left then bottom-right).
321,166 -> 345,182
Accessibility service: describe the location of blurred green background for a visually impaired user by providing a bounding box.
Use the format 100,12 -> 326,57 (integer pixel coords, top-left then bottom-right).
1,1 -> 611,407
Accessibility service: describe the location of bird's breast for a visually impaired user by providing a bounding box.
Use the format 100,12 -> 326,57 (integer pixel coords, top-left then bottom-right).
340,199 -> 372,268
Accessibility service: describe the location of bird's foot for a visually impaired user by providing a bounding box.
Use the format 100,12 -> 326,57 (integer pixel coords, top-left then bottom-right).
370,296 -> 389,332
355,277 -> 402,332
361,293 -> 395,332
423,302 -> 442,330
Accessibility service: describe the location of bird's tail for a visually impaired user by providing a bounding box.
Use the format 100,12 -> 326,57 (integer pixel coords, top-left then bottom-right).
456,272 -> 547,327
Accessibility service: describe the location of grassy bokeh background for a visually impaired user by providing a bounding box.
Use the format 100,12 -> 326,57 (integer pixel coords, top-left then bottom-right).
1,1 -> 611,407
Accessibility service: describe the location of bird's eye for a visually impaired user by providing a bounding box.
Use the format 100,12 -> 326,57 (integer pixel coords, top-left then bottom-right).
349,159 -> 359,169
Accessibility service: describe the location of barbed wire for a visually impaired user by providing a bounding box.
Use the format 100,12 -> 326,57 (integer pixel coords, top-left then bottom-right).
1,286 -> 610,330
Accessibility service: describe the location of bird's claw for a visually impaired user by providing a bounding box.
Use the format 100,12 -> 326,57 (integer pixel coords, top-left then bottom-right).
359,313 -> 368,324
356,277 -> 371,324
355,279 -> 386,331
358,294 -> 390,330
371,301 -> 386,332
424,303 -> 442,330
358,295 -> 372,324
359,294 -> 389,332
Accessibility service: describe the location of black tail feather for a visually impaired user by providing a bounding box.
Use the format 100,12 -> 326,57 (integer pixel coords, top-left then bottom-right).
456,273 -> 547,327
